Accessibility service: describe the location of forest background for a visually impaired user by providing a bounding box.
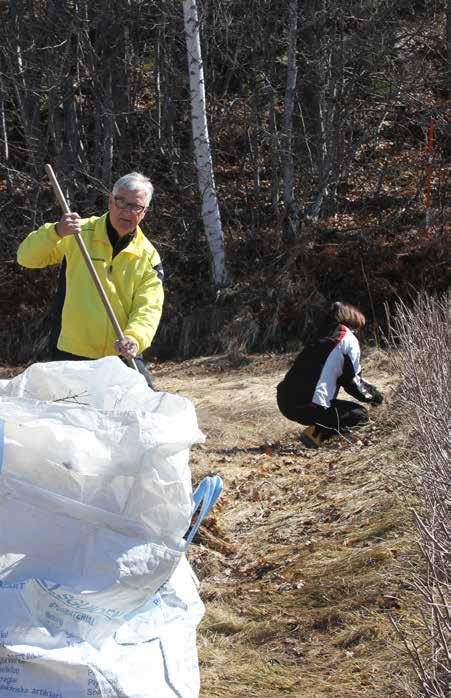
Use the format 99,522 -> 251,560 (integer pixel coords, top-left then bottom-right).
0,0 -> 448,364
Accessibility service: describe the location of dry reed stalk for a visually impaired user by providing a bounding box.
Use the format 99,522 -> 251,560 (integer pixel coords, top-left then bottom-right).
387,292 -> 449,698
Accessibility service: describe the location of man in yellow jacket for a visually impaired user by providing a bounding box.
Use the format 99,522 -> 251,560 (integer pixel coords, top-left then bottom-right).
17,172 -> 164,387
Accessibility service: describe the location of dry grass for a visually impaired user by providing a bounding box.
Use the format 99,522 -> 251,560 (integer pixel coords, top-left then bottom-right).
153,348 -> 416,697
0,348 -> 420,696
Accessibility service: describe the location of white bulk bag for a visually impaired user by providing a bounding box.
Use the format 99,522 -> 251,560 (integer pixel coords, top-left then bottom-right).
0,358 -> 205,645
0,557 -> 205,697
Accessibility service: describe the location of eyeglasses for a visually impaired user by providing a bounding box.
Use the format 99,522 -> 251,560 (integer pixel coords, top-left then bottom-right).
113,196 -> 146,214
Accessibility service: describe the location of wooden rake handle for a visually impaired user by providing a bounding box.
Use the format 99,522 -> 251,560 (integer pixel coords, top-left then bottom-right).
45,164 -> 138,371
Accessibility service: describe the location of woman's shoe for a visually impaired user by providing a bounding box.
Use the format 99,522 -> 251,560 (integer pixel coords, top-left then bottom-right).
300,425 -> 324,449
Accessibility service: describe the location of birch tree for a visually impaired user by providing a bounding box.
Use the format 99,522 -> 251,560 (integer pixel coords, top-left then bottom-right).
183,0 -> 228,287
0,69 -> 12,195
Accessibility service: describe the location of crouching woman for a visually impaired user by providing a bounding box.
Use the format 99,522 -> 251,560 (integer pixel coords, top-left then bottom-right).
277,302 -> 383,448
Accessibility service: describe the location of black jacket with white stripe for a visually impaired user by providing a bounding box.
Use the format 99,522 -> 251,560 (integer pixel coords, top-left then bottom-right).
277,323 -> 378,410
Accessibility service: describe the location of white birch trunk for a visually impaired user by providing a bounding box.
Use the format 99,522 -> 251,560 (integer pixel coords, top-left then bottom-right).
154,33 -> 162,146
0,72 -> 12,194
183,0 -> 228,287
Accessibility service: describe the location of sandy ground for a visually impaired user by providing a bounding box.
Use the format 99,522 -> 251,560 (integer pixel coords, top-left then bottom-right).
151,349 -> 410,698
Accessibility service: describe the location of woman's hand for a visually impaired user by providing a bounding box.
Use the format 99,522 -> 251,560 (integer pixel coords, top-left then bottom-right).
370,387 -> 384,405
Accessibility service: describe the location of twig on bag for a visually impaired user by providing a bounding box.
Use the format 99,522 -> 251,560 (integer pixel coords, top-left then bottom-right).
52,391 -> 90,405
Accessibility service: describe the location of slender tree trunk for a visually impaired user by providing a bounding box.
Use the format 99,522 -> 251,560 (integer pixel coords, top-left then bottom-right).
268,85 -> 280,215
101,69 -> 114,189
0,70 -> 12,194
328,13 -> 345,212
154,30 -> 162,148
160,21 -> 177,165
248,87 -> 262,236
281,0 -> 300,240
63,77 -> 77,168
299,0 -> 323,174
5,8 -> 38,175
112,25 -> 131,167
183,0 -> 228,287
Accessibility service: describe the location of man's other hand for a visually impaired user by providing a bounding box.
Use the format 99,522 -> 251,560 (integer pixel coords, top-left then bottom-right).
115,336 -> 139,359
55,213 -> 82,237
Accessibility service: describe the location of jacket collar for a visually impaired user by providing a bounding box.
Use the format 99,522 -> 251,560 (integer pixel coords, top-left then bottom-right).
93,213 -> 145,257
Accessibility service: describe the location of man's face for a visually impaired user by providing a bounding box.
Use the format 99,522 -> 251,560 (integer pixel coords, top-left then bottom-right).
108,187 -> 148,236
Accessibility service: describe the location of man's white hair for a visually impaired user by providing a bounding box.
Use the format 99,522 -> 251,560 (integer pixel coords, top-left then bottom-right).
112,172 -> 154,206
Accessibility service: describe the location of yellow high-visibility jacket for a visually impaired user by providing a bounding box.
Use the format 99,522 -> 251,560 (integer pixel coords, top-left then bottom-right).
17,213 -> 164,358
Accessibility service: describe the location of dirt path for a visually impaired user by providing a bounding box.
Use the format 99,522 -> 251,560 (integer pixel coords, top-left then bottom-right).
154,350 -> 410,698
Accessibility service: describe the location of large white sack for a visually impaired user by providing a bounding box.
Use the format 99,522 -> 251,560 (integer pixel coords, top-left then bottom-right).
0,356 -> 163,411
0,558 -> 204,697
0,358 -> 205,644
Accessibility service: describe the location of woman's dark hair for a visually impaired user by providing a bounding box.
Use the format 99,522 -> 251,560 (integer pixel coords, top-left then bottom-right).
329,301 -> 366,331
